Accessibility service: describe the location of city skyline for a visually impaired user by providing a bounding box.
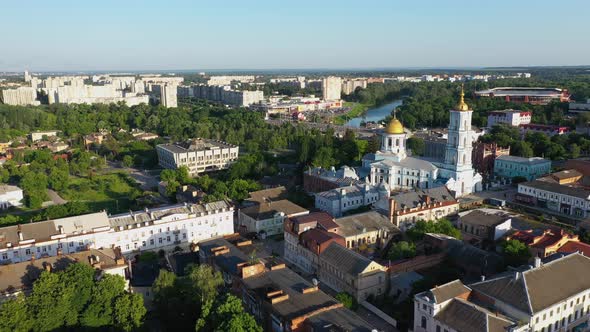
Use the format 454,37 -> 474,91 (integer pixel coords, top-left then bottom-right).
2,0 -> 589,71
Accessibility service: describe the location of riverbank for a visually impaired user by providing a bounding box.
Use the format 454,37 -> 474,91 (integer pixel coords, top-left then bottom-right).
345,99 -> 404,127
333,102 -> 370,125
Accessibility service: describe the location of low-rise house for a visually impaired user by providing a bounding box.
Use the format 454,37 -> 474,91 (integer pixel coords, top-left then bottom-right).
332,210 -> 399,252
30,130 -> 59,142
458,209 -> 512,248
0,184 -> 23,209
175,184 -> 204,203
315,182 -> 380,217
472,142 -> 511,176
508,228 -> 580,258
303,166 -> 363,193
519,123 -> 570,136
416,254 -> 590,332
383,187 -> 459,231
0,248 -> 128,301
413,280 -> 515,332
239,200 -> 308,238
84,132 -> 108,147
284,212 -> 343,274
516,179 -> 590,218
129,261 -> 160,310
199,235 -> 377,332
319,242 -> 387,301
494,155 -> 551,181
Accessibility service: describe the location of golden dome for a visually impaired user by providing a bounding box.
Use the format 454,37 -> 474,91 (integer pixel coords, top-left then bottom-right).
385,117 -> 404,134
456,85 -> 470,111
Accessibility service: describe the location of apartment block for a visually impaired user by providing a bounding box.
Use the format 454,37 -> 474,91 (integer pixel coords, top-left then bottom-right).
156,138 -> 239,176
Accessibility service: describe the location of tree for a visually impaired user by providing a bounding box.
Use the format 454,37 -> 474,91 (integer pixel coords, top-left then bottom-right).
312,147 -> 337,169
387,241 -> 417,260
407,219 -> 461,241
48,167 -> 69,192
80,274 -> 127,328
206,294 -> 262,332
114,293 -> 147,331
28,270 -> 76,331
335,292 -> 357,310
502,239 -> 531,267
406,137 -> 425,156
0,294 -> 33,332
122,155 -> 134,168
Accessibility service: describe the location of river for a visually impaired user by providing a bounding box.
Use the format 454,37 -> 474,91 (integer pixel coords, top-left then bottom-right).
345,99 -> 403,127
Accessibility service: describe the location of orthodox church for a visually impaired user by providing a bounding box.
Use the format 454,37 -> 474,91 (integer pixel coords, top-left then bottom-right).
362,87 -> 482,197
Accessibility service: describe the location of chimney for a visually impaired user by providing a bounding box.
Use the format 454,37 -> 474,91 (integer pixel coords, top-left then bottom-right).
58,225 -> 64,234
424,195 -> 431,205
534,256 -> 542,268
17,231 -> 23,241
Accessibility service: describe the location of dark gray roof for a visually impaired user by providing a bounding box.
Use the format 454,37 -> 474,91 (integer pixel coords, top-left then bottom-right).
391,186 -> 456,210
305,307 -> 375,332
460,210 -> 510,228
320,243 -> 375,276
470,253 -> 590,314
519,180 -> 590,200
199,237 -> 249,276
242,267 -> 339,320
435,298 -> 514,332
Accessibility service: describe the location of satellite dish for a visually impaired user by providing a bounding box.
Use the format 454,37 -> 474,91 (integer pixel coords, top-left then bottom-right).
312,278 -> 319,286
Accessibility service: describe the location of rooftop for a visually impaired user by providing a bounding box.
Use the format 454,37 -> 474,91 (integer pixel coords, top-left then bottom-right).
391,186 -> 456,211
470,253 -> 590,314
242,267 -> 340,321
495,155 -> 550,165
0,248 -> 124,294
157,138 -> 235,153
240,199 -> 308,220
320,243 -> 382,276
475,87 -> 565,97
519,180 -> 590,200
428,279 -> 471,304
0,184 -> 22,195
459,209 -> 511,228
333,211 -> 398,237
434,298 -> 514,332
109,200 -> 232,229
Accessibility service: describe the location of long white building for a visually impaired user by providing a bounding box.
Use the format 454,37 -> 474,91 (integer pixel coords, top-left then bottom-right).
0,200 -> 234,264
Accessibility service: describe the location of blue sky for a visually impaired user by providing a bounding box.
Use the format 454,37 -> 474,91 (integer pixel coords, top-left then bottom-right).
1,0 -> 588,71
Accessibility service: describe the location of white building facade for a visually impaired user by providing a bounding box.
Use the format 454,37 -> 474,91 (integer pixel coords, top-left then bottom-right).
157,139 -> 239,176
0,185 -> 23,209
437,88 -> 483,197
0,201 -> 234,264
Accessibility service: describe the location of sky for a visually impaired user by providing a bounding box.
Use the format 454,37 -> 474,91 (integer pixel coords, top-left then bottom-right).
1,0 -> 589,71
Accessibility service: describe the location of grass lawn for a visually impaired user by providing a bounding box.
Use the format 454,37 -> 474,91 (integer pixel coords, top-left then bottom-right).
61,172 -> 142,202
333,102 -> 369,125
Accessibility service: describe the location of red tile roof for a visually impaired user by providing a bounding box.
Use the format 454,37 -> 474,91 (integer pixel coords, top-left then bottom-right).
557,241 -> 590,257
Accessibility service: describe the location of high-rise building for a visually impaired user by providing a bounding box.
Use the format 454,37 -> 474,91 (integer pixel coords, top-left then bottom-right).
322,76 -> 342,101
